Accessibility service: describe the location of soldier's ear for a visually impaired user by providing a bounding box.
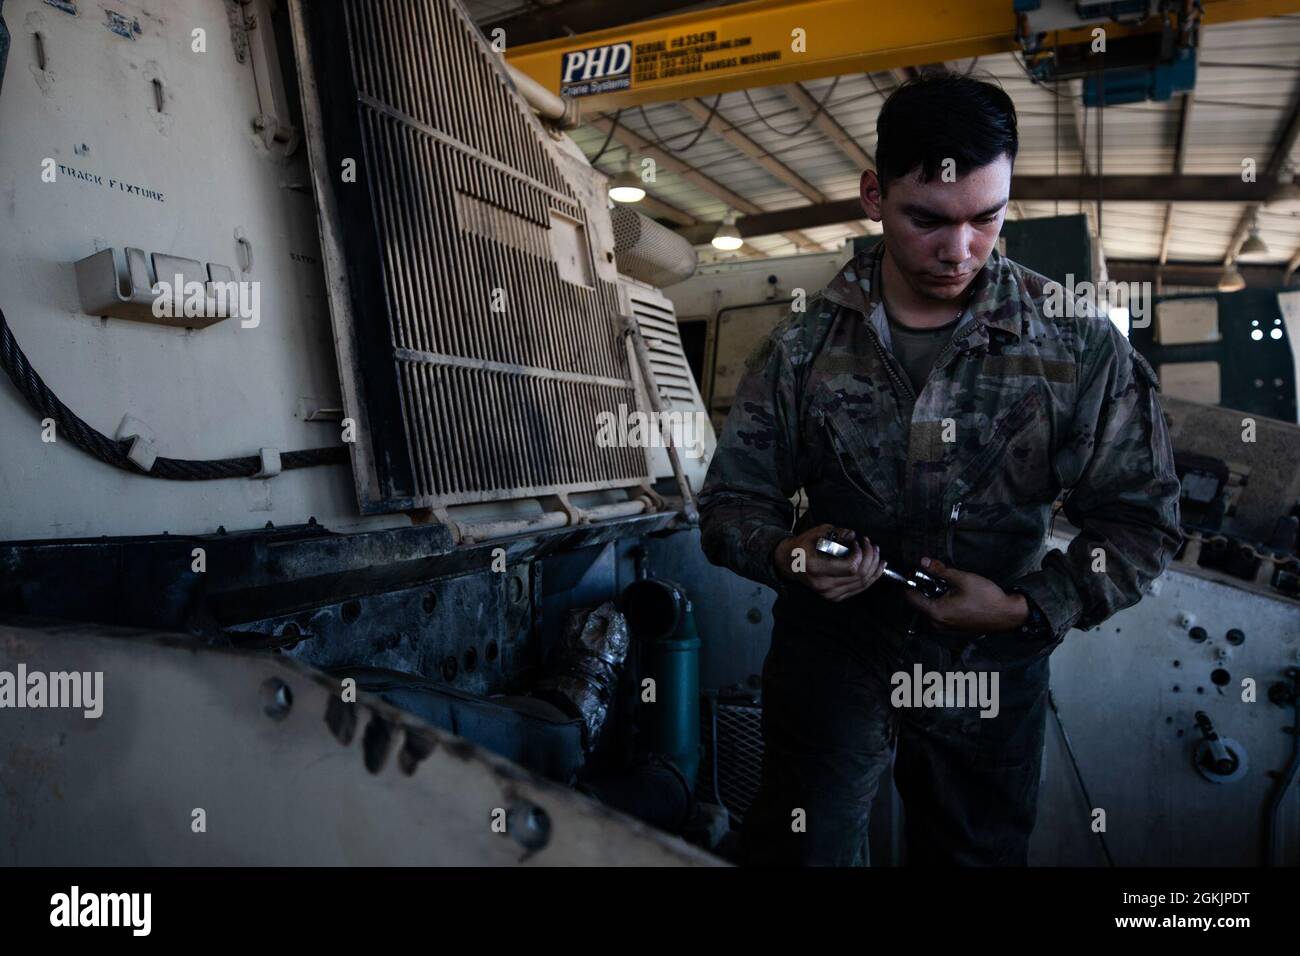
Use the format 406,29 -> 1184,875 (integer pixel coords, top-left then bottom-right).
860,170 -> 884,221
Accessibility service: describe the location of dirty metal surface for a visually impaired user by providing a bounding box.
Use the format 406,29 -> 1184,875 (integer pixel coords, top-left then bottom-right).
1030,537 -> 1300,865
0,618 -> 722,865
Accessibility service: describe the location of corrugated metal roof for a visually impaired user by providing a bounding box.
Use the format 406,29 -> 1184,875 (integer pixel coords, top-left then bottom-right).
465,3 -> 1300,270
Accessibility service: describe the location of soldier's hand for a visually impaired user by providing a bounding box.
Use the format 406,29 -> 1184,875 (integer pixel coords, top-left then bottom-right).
901,557 -> 1031,632
773,524 -> 887,602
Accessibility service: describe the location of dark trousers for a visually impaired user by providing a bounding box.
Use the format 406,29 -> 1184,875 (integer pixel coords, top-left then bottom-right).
741,606 -> 1053,867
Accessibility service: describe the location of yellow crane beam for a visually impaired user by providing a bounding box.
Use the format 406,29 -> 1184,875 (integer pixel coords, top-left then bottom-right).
503,0 -> 1300,111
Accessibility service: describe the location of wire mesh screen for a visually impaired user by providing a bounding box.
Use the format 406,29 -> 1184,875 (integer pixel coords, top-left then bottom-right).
697,694 -> 765,827
297,0 -> 650,511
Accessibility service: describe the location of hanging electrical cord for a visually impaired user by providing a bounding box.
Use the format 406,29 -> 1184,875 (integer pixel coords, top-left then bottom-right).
1096,50 -> 1104,244
634,93 -> 722,153
866,70 -> 893,101
741,75 -> 840,138
0,306 -> 348,480
589,107 -> 624,165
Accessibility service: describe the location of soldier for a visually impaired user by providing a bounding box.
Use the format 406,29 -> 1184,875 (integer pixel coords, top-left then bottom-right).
698,74 -> 1182,866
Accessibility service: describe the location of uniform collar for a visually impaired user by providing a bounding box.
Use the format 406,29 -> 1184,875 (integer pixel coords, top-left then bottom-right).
822,242 -> 1024,346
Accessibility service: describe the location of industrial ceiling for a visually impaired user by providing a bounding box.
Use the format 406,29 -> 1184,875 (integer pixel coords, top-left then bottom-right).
466,0 -> 1300,287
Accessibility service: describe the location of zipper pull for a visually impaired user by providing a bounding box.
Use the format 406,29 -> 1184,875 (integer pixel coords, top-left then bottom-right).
949,501 -> 962,524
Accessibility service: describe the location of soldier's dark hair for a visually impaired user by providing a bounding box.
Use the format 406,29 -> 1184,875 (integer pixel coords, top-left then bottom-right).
875,73 -> 1018,194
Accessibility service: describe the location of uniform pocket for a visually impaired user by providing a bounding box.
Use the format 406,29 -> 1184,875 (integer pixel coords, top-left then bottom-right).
943,389 -> 1054,571
949,388 -> 1055,507
822,412 -> 890,512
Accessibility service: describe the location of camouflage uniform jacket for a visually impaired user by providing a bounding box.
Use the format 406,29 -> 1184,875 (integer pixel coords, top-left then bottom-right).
698,241 -> 1183,644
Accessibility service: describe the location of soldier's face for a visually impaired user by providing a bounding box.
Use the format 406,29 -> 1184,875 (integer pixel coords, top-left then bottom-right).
860,156 -> 1011,302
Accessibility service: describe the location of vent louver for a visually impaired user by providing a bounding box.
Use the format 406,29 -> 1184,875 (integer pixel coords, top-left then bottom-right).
625,286 -> 699,411
619,280 -> 715,487
291,0 -> 651,512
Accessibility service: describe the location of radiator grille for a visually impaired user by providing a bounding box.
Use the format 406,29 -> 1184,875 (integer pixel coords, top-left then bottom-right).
342,0 -> 567,196
298,0 -> 650,509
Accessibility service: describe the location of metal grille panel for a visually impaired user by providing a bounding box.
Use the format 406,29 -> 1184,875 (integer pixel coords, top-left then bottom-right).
697,695 -> 765,827
627,289 -> 699,409
296,0 -> 650,510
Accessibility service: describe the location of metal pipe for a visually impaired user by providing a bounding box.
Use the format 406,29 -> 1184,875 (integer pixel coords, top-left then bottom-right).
505,62 -> 579,129
454,499 -> 648,542
456,512 -> 568,541
624,318 -> 699,523
584,500 -> 650,521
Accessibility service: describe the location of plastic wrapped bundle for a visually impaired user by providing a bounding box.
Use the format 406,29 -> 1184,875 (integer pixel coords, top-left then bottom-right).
533,602 -> 630,750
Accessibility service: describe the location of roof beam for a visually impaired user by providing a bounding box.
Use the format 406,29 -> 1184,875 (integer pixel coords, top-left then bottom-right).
1222,87 -> 1300,265
1110,259 -> 1296,288
585,114 -> 826,252
673,176 -> 1300,243
591,159 -> 700,226
1010,176 -> 1297,202
677,98 -> 829,203
622,191 -> 696,226
782,82 -> 874,171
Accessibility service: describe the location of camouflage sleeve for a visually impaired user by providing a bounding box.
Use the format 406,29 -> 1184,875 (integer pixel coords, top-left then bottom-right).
1009,320 -> 1183,637
698,327 -> 802,592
